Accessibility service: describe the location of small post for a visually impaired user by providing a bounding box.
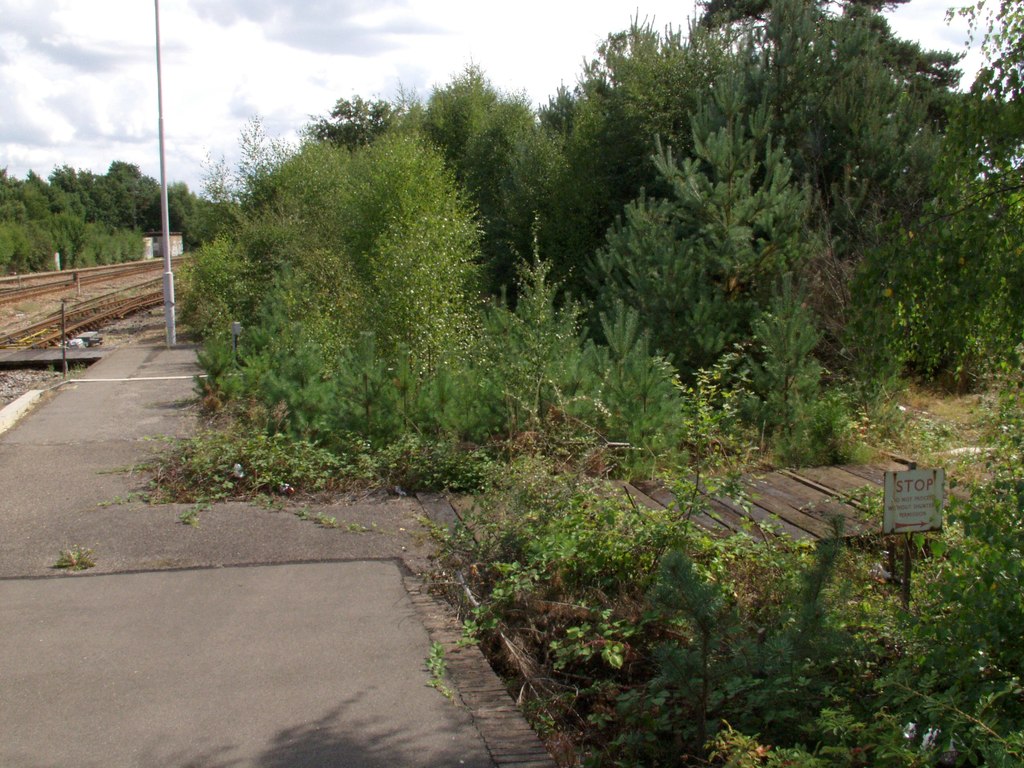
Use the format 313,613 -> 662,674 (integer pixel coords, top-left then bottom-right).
61,299 -> 68,377
901,460 -> 917,610
231,322 -> 242,363
901,534 -> 912,610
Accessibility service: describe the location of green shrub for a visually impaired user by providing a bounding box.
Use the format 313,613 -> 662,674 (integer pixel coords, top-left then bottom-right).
151,431 -> 346,502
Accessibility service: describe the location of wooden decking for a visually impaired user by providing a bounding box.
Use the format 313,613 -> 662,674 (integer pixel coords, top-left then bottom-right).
623,458 -> 911,541
420,458 -> 913,543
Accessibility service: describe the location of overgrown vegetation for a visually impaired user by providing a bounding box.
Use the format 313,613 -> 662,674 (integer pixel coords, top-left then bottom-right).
443,383 -> 1024,764
155,0 -> 1024,762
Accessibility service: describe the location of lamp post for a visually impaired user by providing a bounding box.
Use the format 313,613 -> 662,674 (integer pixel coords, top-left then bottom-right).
154,0 -> 176,346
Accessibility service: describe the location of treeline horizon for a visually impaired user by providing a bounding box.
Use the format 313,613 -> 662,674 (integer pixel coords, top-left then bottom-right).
0,161 -> 215,274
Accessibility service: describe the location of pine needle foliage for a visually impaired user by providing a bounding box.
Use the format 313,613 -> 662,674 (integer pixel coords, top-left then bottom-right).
593,63 -> 811,377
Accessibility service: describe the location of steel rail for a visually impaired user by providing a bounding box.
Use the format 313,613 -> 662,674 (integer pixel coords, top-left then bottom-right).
0,257 -> 185,307
0,279 -> 164,349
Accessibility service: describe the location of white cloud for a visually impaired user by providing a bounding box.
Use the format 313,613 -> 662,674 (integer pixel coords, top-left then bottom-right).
0,0 -> 980,193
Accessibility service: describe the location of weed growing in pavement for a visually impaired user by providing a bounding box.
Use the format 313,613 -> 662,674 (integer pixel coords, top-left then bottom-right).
96,491 -> 149,507
178,506 -> 202,527
292,507 -> 374,532
54,546 -> 96,571
150,427 -> 498,505
425,641 -> 453,699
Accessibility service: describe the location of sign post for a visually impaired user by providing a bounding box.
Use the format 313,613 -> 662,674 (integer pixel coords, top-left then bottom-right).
883,466 -> 944,609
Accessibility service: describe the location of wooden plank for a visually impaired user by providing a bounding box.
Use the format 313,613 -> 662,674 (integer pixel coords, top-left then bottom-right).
631,478 -> 733,528
625,480 -> 731,535
694,481 -> 762,534
722,496 -> 815,541
759,473 -> 873,536
755,472 -> 833,507
636,478 -> 814,540
631,479 -> 676,507
788,466 -> 875,497
744,478 -> 835,539
840,459 -> 918,485
838,464 -> 886,484
620,481 -> 666,510
872,459 -> 912,472
704,498 -> 757,538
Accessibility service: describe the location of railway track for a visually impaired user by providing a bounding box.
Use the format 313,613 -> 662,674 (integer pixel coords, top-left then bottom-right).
0,279 -> 165,349
0,258 -> 183,307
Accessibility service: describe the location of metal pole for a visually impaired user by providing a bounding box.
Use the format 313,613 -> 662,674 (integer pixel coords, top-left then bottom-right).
154,0 -> 176,346
61,299 -> 68,377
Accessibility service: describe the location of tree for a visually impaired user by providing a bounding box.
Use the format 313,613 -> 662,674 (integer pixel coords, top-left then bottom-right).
693,0 -> 959,358
423,65 -> 546,296
592,65 -> 811,376
0,169 -> 26,223
185,132 -> 481,368
539,20 -> 726,297
20,171 -> 58,221
97,161 -> 159,230
305,95 -> 397,150
850,0 -> 1024,382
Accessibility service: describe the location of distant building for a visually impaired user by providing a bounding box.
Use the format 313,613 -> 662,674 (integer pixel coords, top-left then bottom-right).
143,232 -> 184,260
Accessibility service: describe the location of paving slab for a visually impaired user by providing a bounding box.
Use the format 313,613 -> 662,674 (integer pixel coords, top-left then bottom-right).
0,561 -> 493,768
0,344 -> 436,578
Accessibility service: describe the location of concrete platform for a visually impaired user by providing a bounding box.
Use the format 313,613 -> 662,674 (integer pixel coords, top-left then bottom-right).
0,562 -> 493,768
0,347 -> 105,369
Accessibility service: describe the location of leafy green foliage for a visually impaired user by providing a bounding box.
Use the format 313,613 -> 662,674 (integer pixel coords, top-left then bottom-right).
849,0 -> 1024,384
425,641 -> 454,699
187,131 -> 481,368
159,12 -> 1024,765
593,66 -> 810,376
747,275 -> 822,447
882,367 -> 1024,765
540,20 -> 727,297
423,65 -> 557,296
150,431 -> 344,503
743,276 -> 860,466
305,95 -> 399,149
448,455 -> 875,765
0,161 -> 208,273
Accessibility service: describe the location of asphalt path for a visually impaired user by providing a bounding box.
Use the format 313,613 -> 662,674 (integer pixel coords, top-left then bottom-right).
0,343 -> 503,767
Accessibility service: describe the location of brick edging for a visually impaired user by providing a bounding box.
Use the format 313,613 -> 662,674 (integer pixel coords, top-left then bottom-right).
403,576 -> 557,768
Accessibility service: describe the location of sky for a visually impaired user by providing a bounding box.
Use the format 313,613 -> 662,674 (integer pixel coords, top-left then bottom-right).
0,0 -> 984,194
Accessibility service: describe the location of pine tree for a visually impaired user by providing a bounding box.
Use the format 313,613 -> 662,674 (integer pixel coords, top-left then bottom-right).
747,274 -> 822,460
592,62 -> 810,377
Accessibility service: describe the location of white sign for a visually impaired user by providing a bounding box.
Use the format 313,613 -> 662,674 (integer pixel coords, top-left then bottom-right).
883,468 -> 945,534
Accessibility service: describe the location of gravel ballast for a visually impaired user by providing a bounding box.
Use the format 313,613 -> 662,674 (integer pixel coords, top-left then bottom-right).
0,370 -> 64,407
